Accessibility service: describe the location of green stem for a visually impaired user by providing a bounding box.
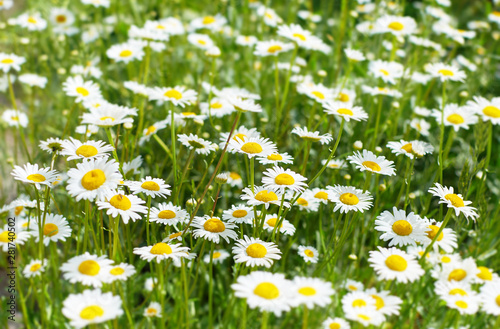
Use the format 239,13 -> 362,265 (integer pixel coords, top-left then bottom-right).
420,208 -> 453,263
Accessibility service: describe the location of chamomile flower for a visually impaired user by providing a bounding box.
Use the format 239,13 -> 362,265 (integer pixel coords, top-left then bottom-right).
438,257 -> 479,284
129,177 -> 171,198
262,166 -> 307,193
233,235 -> 281,268
297,82 -> 334,103
258,152 -> 294,165
0,53 -> 26,73
18,73 -> 47,88
187,33 -> 215,49
292,126 -> 333,144
203,249 -> 231,264
344,279 -> 364,292
191,216 -> 238,243
298,245 -> 319,263
262,214 -> 296,235
32,213 -> 72,246
328,185 -> 373,213
232,271 -> 291,316
323,101 -> 369,122
241,185 -> 289,209
345,48 -> 366,62
342,291 -> 376,312
443,295 -> 480,315
386,140 -> 433,158
277,24 -> 317,49
421,219 -> 458,253
294,191 -> 320,212
103,263 -> 136,283
236,35 -> 258,46
225,95 -> 263,113
228,172 -> 243,188
426,63 -> 466,82
106,40 -> 145,63
133,242 -> 190,263
322,159 -> 346,169
2,109 -> 28,127
254,40 -> 294,57
229,136 -> 277,158
81,0 -> 110,8
143,302 -> 162,318
39,137 -> 64,154
23,259 -> 47,278
50,8 -> 75,27
374,207 -> 429,247
222,205 -> 254,224
374,15 -> 417,36
0,0 -> 13,10
364,288 -> 402,316
410,118 -> 431,136
83,104 -> 137,127
361,85 -> 402,98
61,252 -> 113,287
0,225 -> 31,252
479,281 -> 500,315
290,277 -> 335,308
347,150 -> 396,176
144,277 -> 157,291
322,318 -> 350,329
61,138 -> 114,160
190,14 -> 227,31
428,183 -> 478,220
178,134 -> 218,155
489,11 -> 500,25
139,121 -> 168,145
63,75 -> 102,103
474,266 -> 498,283
16,12 -> 47,31
149,86 -> 197,107
344,306 -> 385,327
369,60 -> 404,85
430,252 -> 461,267
465,96 -> 500,125
368,247 -> 424,283
308,187 -> 331,204
11,163 -> 58,189
96,191 -> 147,224
435,280 -> 475,299
62,289 -> 123,328
200,97 -> 235,117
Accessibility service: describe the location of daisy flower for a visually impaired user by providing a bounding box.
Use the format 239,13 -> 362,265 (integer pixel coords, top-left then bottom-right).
292,126 -> 333,144
178,134 -> 218,155
322,318 -> 351,329
262,214 -> 296,235
344,279 -> 364,292
432,103 -> 478,131
258,152 -> 294,166
369,60 -> 404,85
191,216 -> 238,243
294,191 -> 320,212
425,63 -> 466,82
61,252 -> 113,287
474,266 -> 498,283
374,15 -> 417,36
257,6 -> 283,27
232,235 -> 282,268
347,150 -> 396,176
133,242 -> 190,263
143,302 -> 162,318
228,172 -> 243,188
225,95 -> 263,113
342,291 -> 376,312
149,86 -> 197,107
345,48 -> 366,62
364,288 -> 402,316
61,138 -> 114,160
81,104 -> 137,127
0,225 -> 31,252
62,289 -> 123,328
236,35 -> 258,46
488,11 -> 500,25
438,257 -> 479,284
50,7 -> 75,26
63,75 -> 102,103
150,203 -> 187,226
374,207 -> 429,247
229,136 -> 277,158
465,96 -> 500,125
200,97 -> 235,118
190,14 -> 227,31
187,33 -> 215,49
262,166 -> 307,193
129,177 -> 171,198
435,280 -> 475,299
328,185 -> 373,213
139,121 -> 168,145
106,40 -> 145,63
16,12 -> 47,31
203,249 -> 231,264
334,88 -> 356,103
81,0 -> 110,7
290,277 -> 335,308
322,159 -> 346,169
443,295 -> 480,315
368,247 -> 424,283
66,158 -> 121,201
32,213 -> 72,246
254,40 -> 294,57
0,0 -> 13,10
23,259 -> 47,278
96,190 -> 147,224
39,137 -> 64,154
310,187 -> 332,204
410,118 -> 431,136
298,245 -> 319,263
222,205 -> 254,224
277,24 -> 318,50
421,219 -> 458,253
18,73 -> 47,88
2,109 -> 28,127
11,163 -> 58,189
241,185 -> 289,209
386,140 -> 433,158
103,263 -> 136,283
344,306 -> 385,327
428,183 -> 478,220
297,82 -> 335,103
323,101 -> 369,122
479,281 -> 500,315
361,85 -> 402,98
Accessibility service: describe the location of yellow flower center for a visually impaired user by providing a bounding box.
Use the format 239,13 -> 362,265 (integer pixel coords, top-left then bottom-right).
169,232 -> 182,240
241,142 -> 263,154
232,210 -> 248,218
246,243 -> 267,258
110,267 -> 125,275
78,260 -> 100,276
392,220 -> 413,236
352,299 -> 367,307
109,194 -> 132,211
314,191 -> 329,200
444,193 -> 465,207
56,15 -> 67,23
329,323 -> 341,329
348,285 -> 357,290
298,287 -> 316,296
211,102 -> 223,109
43,223 -> 59,237
267,45 -> 282,53
441,256 -> 452,263
339,193 -> 359,205
182,112 -> 196,116
455,300 -> 468,309
427,225 -> 444,241
150,242 -> 173,255
80,305 -> 104,320
119,50 -> 132,57
0,231 -> 14,243
146,125 -> 157,135
311,91 -> 325,99
255,190 -> 279,202
388,21 -> 404,31
493,11 -> 500,17
496,294 -> 500,307
482,105 -> 500,118
266,217 -> 279,227
158,210 -> 176,219
385,255 -> 408,271
448,269 -> 467,281
275,173 -> 295,185
229,172 -> 241,180
15,206 -> 23,216
267,153 -> 283,161
188,140 -> 205,149
203,218 -> 226,233
30,263 -> 42,272
379,69 -> 390,76
477,266 -> 493,281
213,251 -> 222,259
372,295 -> 385,310
76,87 -> 89,96
76,145 -> 98,157
198,40 -> 207,45
11,115 -> 19,121
337,108 -> 353,116
338,93 -> 350,102
446,114 -> 464,125
292,33 -> 307,41
438,69 -> 454,76
141,181 -> 160,191
146,308 -> 157,314
27,174 -> 46,183
401,143 -> 413,153
202,16 -> 216,25
100,116 -> 115,121
1,58 -> 14,64
362,161 -> 381,172
253,282 -> 279,299
449,288 -> 467,296
304,249 -> 314,257
358,314 -> 371,321
164,89 -> 182,100
233,133 -> 247,141
27,17 -> 37,24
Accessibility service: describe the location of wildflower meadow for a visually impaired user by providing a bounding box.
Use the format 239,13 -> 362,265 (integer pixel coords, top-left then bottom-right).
1,0 -> 500,328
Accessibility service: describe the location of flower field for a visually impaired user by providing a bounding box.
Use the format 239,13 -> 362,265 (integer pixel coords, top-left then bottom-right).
0,0 -> 500,328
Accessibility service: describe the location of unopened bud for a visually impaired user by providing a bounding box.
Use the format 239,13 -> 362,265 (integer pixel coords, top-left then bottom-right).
123,122 -> 133,129
354,141 -> 363,150
459,91 -> 469,98
379,183 -> 387,192
215,172 -> 229,184
317,70 -> 327,77
348,254 -> 358,260
344,174 -> 351,180
375,146 -> 382,153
